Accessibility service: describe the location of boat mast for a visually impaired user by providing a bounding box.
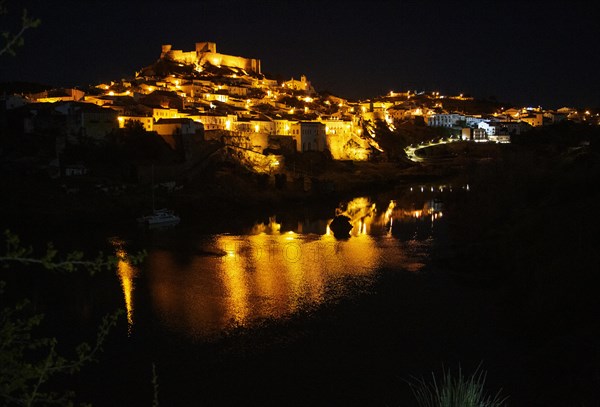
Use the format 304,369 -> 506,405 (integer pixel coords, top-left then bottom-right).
151,164 -> 155,212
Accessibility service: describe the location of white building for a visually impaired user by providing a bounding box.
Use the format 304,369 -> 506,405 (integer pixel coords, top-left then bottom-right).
427,113 -> 464,127
465,116 -> 485,127
477,121 -> 496,136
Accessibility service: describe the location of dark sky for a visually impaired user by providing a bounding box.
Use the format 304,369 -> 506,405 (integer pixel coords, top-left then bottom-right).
2,0 -> 599,108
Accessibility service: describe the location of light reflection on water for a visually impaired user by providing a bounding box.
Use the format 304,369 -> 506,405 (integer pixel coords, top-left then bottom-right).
114,242 -> 139,336
147,233 -> 395,337
120,194 -> 448,338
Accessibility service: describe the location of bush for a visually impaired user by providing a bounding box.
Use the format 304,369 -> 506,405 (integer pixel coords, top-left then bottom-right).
406,365 -> 507,407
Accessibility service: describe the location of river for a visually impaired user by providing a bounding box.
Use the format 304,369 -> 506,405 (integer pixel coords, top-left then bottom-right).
116,187 -> 450,340
6,182 -> 490,406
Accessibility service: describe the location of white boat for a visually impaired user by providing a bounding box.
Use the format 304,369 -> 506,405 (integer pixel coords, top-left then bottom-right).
137,165 -> 180,227
137,208 -> 180,226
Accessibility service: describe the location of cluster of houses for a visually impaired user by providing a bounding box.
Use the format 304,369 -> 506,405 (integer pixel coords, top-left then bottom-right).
358,91 -> 589,143
2,42 -> 381,163
424,106 -> 583,143
2,41 -> 596,171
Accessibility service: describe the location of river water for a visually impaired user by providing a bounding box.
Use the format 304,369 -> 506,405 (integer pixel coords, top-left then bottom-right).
115,187 -> 450,340
4,182 -> 479,406
5,179 -> 592,406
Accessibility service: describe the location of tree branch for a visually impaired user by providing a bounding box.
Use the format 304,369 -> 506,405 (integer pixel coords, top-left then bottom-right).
0,5 -> 41,57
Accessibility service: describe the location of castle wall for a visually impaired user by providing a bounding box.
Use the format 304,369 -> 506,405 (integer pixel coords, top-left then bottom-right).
162,42 -> 261,73
198,52 -> 260,73
165,50 -> 197,65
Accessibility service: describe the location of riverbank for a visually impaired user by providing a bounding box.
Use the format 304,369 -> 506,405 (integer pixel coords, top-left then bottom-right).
0,157 -> 459,240
430,144 -> 600,405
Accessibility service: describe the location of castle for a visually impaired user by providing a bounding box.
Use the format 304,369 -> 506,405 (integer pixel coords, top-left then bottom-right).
160,42 -> 261,73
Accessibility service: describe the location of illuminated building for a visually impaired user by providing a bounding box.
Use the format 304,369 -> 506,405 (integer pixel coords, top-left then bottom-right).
291,121 -> 326,152
151,107 -> 179,121
282,75 -> 314,93
426,113 -> 464,127
520,112 -> 544,127
117,115 -> 154,131
153,118 -> 203,136
29,88 -> 85,103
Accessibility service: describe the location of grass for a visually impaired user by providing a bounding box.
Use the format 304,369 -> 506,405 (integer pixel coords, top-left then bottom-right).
406,365 -> 507,407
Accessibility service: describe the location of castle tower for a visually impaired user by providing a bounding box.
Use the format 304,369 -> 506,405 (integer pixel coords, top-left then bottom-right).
161,44 -> 172,58
195,42 -> 217,53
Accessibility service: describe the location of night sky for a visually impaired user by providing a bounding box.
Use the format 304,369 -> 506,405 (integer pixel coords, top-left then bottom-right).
2,0 -> 599,108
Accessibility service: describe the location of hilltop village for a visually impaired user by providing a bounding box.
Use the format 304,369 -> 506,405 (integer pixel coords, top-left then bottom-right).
1,41 -> 599,215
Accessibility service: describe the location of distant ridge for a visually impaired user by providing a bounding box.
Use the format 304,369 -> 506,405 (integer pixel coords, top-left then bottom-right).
0,82 -> 54,95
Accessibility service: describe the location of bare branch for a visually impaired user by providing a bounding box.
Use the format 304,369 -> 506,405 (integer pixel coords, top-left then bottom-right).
0,4 -> 41,57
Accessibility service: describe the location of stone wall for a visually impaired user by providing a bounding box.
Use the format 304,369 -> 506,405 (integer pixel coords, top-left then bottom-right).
161,42 -> 261,73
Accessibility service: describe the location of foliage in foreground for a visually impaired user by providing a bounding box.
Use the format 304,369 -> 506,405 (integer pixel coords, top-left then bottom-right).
0,291 -> 121,406
0,230 -> 145,406
406,365 -> 507,407
0,0 -> 41,57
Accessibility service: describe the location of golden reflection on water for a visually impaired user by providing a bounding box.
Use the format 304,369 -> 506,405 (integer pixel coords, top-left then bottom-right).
146,196 -> 443,337
335,197 -> 442,237
147,234 -> 390,336
115,247 -> 138,335
220,239 -> 250,325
